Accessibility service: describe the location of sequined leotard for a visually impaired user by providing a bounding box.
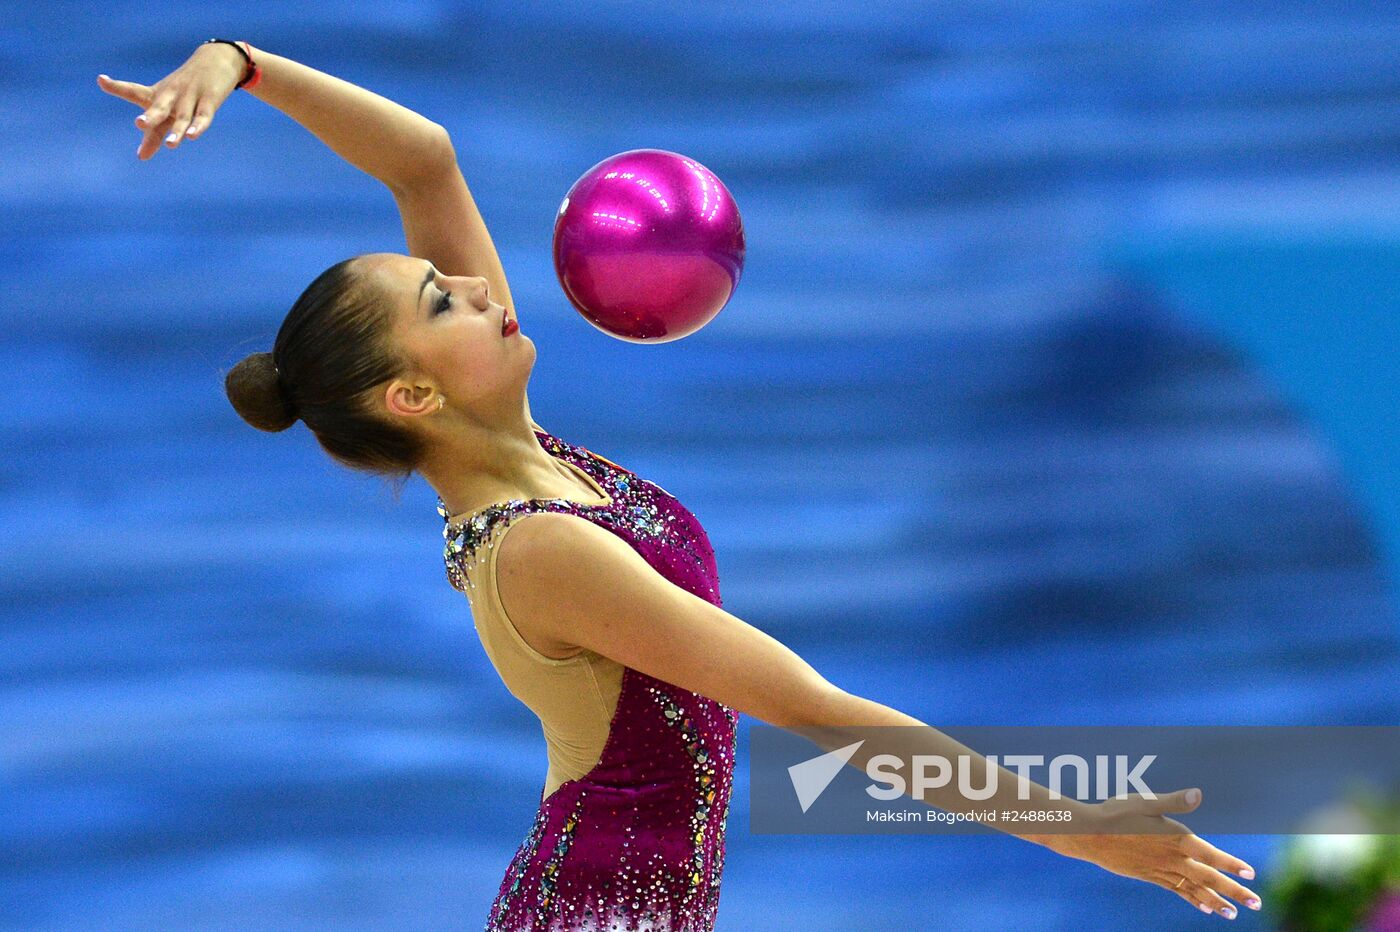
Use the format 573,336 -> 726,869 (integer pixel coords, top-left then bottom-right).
437,427 -> 739,932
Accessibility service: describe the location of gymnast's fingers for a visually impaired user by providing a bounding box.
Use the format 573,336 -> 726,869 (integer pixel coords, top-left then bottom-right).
96,74 -> 153,107
1171,875 -> 1234,918
184,101 -> 217,140
1183,834 -> 1257,882
133,87 -> 188,159
1160,874 -> 1210,915
1191,862 -> 1261,914
135,111 -> 174,161
163,106 -> 199,149
137,88 -> 180,137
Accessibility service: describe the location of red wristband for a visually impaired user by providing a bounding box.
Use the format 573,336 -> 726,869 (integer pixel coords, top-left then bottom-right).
234,41 -> 262,90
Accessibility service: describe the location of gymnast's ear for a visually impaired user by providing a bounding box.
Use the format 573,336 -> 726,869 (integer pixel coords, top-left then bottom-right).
384,378 -> 440,419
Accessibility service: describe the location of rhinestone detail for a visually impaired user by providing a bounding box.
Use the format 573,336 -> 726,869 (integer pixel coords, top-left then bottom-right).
441,429 -> 736,931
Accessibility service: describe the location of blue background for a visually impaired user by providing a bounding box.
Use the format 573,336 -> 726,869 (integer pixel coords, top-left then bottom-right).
5,2 -> 1399,929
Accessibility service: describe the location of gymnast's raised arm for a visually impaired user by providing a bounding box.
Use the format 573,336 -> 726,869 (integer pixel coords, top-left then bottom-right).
493,510 -> 1264,921
96,40 -> 515,317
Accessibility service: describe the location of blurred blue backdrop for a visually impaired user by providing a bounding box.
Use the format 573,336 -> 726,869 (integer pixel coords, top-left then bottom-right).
5,2 -> 1399,930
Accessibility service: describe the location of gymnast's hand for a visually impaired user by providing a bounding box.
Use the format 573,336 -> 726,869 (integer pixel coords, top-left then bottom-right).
1037,789 -> 1262,919
96,42 -> 247,161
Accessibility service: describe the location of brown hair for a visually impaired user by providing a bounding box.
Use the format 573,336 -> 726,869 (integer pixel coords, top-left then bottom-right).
224,256 -> 424,479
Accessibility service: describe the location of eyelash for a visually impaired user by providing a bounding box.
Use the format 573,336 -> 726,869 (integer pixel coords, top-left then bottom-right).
435,290 -> 453,314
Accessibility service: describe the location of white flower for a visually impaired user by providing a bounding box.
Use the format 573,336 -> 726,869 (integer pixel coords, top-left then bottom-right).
1290,801 -> 1380,884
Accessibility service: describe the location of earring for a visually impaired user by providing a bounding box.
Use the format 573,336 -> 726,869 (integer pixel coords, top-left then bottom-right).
437,394 -> 445,411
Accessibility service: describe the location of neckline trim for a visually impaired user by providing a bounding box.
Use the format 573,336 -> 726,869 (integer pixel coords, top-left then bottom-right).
440,429 -> 614,527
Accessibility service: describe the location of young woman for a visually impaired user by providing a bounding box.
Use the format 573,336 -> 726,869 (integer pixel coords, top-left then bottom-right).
98,39 -> 1263,929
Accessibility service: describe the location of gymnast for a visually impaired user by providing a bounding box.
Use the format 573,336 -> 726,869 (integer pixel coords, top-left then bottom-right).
97,38 -> 1262,928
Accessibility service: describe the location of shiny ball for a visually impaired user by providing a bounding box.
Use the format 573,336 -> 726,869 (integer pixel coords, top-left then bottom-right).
552,149 -> 745,343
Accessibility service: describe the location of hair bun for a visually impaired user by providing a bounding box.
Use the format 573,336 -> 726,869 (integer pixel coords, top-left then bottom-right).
225,351 -> 297,432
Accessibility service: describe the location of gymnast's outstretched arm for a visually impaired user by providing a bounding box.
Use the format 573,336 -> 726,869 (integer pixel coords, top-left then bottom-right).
493,510 -> 1264,921
96,40 -> 515,316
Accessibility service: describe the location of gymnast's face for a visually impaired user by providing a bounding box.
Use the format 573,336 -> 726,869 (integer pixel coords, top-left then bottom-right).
364,252 -> 532,422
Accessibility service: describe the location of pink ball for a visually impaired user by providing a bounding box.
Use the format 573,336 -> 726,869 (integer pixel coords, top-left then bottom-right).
552,149 -> 745,343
